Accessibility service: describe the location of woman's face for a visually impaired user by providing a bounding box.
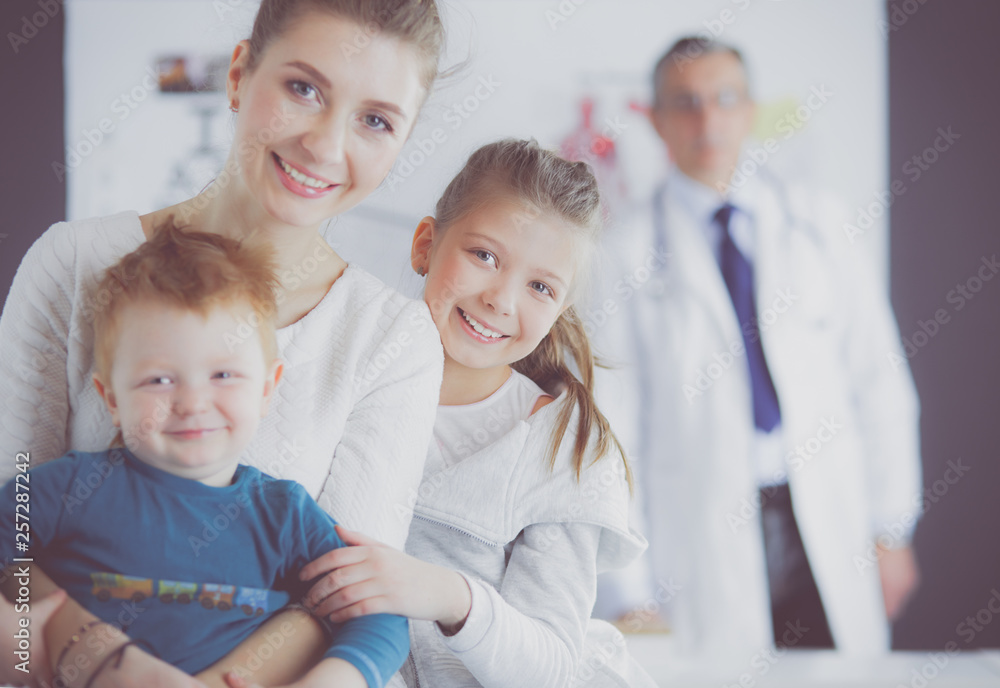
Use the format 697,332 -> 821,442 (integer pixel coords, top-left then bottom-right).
228,12 -> 426,227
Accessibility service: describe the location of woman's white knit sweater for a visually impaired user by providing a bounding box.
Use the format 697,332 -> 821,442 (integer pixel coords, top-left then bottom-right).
0,211 -> 443,549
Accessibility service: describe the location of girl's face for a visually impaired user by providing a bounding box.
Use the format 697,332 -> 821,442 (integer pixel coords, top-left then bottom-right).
227,12 -> 426,228
415,199 -> 580,373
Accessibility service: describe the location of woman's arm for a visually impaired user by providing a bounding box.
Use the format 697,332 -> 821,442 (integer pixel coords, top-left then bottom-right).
0,584 -> 65,688
317,302 -> 443,550
0,223 -> 77,479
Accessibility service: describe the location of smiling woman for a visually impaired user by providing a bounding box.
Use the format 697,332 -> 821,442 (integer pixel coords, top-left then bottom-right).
0,0 -> 447,686
221,13 -> 428,229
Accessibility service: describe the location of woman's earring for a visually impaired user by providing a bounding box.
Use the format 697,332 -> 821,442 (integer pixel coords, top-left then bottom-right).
229,102 -> 239,113
416,267 -> 426,277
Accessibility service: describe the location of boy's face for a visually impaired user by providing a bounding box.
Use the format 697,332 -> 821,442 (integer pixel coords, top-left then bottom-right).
93,301 -> 282,487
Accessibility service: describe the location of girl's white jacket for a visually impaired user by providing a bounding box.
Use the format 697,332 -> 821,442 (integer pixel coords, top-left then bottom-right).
395,394 -> 654,688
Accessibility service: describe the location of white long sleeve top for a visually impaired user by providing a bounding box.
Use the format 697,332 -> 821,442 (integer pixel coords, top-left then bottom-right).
0,211 -> 443,549
399,372 -> 653,688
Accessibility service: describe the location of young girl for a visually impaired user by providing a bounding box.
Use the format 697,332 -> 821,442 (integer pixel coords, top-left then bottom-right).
299,139 -> 657,687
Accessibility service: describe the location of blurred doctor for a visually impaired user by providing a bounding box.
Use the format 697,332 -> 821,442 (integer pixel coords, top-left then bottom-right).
594,37 -> 922,656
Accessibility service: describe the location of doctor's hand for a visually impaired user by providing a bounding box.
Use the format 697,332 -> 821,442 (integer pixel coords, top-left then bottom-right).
613,609 -> 671,635
300,525 -> 472,635
878,544 -> 920,622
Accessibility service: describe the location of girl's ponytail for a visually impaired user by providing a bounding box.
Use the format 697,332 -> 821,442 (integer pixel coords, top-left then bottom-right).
512,307 -> 634,491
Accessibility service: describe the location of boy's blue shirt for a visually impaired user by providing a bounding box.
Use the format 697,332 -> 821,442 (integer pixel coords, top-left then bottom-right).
0,449 -> 408,687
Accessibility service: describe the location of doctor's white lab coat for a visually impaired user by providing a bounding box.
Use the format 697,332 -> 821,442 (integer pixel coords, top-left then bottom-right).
592,170 -> 922,656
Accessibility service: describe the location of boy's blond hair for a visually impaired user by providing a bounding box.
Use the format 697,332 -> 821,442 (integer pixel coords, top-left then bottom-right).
93,219 -> 280,383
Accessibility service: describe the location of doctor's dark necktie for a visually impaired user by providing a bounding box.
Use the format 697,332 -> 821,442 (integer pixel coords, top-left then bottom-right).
715,203 -> 782,431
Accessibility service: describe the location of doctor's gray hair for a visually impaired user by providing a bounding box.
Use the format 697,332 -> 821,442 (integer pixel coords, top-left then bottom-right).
432,138 -> 633,490
652,36 -> 748,111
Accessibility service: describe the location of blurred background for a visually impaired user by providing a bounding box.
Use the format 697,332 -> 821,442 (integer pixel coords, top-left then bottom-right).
1,0 -> 997,655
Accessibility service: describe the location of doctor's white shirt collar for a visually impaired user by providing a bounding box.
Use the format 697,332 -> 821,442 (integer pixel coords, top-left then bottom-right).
666,160 -> 762,262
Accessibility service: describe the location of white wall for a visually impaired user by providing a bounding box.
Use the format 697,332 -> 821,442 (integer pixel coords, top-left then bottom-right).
65,0 -> 887,294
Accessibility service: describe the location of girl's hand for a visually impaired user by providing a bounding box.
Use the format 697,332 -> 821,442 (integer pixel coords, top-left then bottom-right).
0,588 -> 66,687
300,525 -> 472,633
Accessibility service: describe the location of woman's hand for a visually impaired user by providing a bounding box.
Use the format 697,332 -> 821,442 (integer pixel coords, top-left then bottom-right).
300,525 -> 472,633
0,588 -> 66,687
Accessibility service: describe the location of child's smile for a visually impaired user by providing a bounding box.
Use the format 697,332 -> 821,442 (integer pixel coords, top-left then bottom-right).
456,307 -> 509,343
94,302 -> 281,486
420,197 -> 578,394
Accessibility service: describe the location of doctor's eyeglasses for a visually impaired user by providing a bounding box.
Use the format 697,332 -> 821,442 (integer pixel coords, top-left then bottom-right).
664,87 -> 748,113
